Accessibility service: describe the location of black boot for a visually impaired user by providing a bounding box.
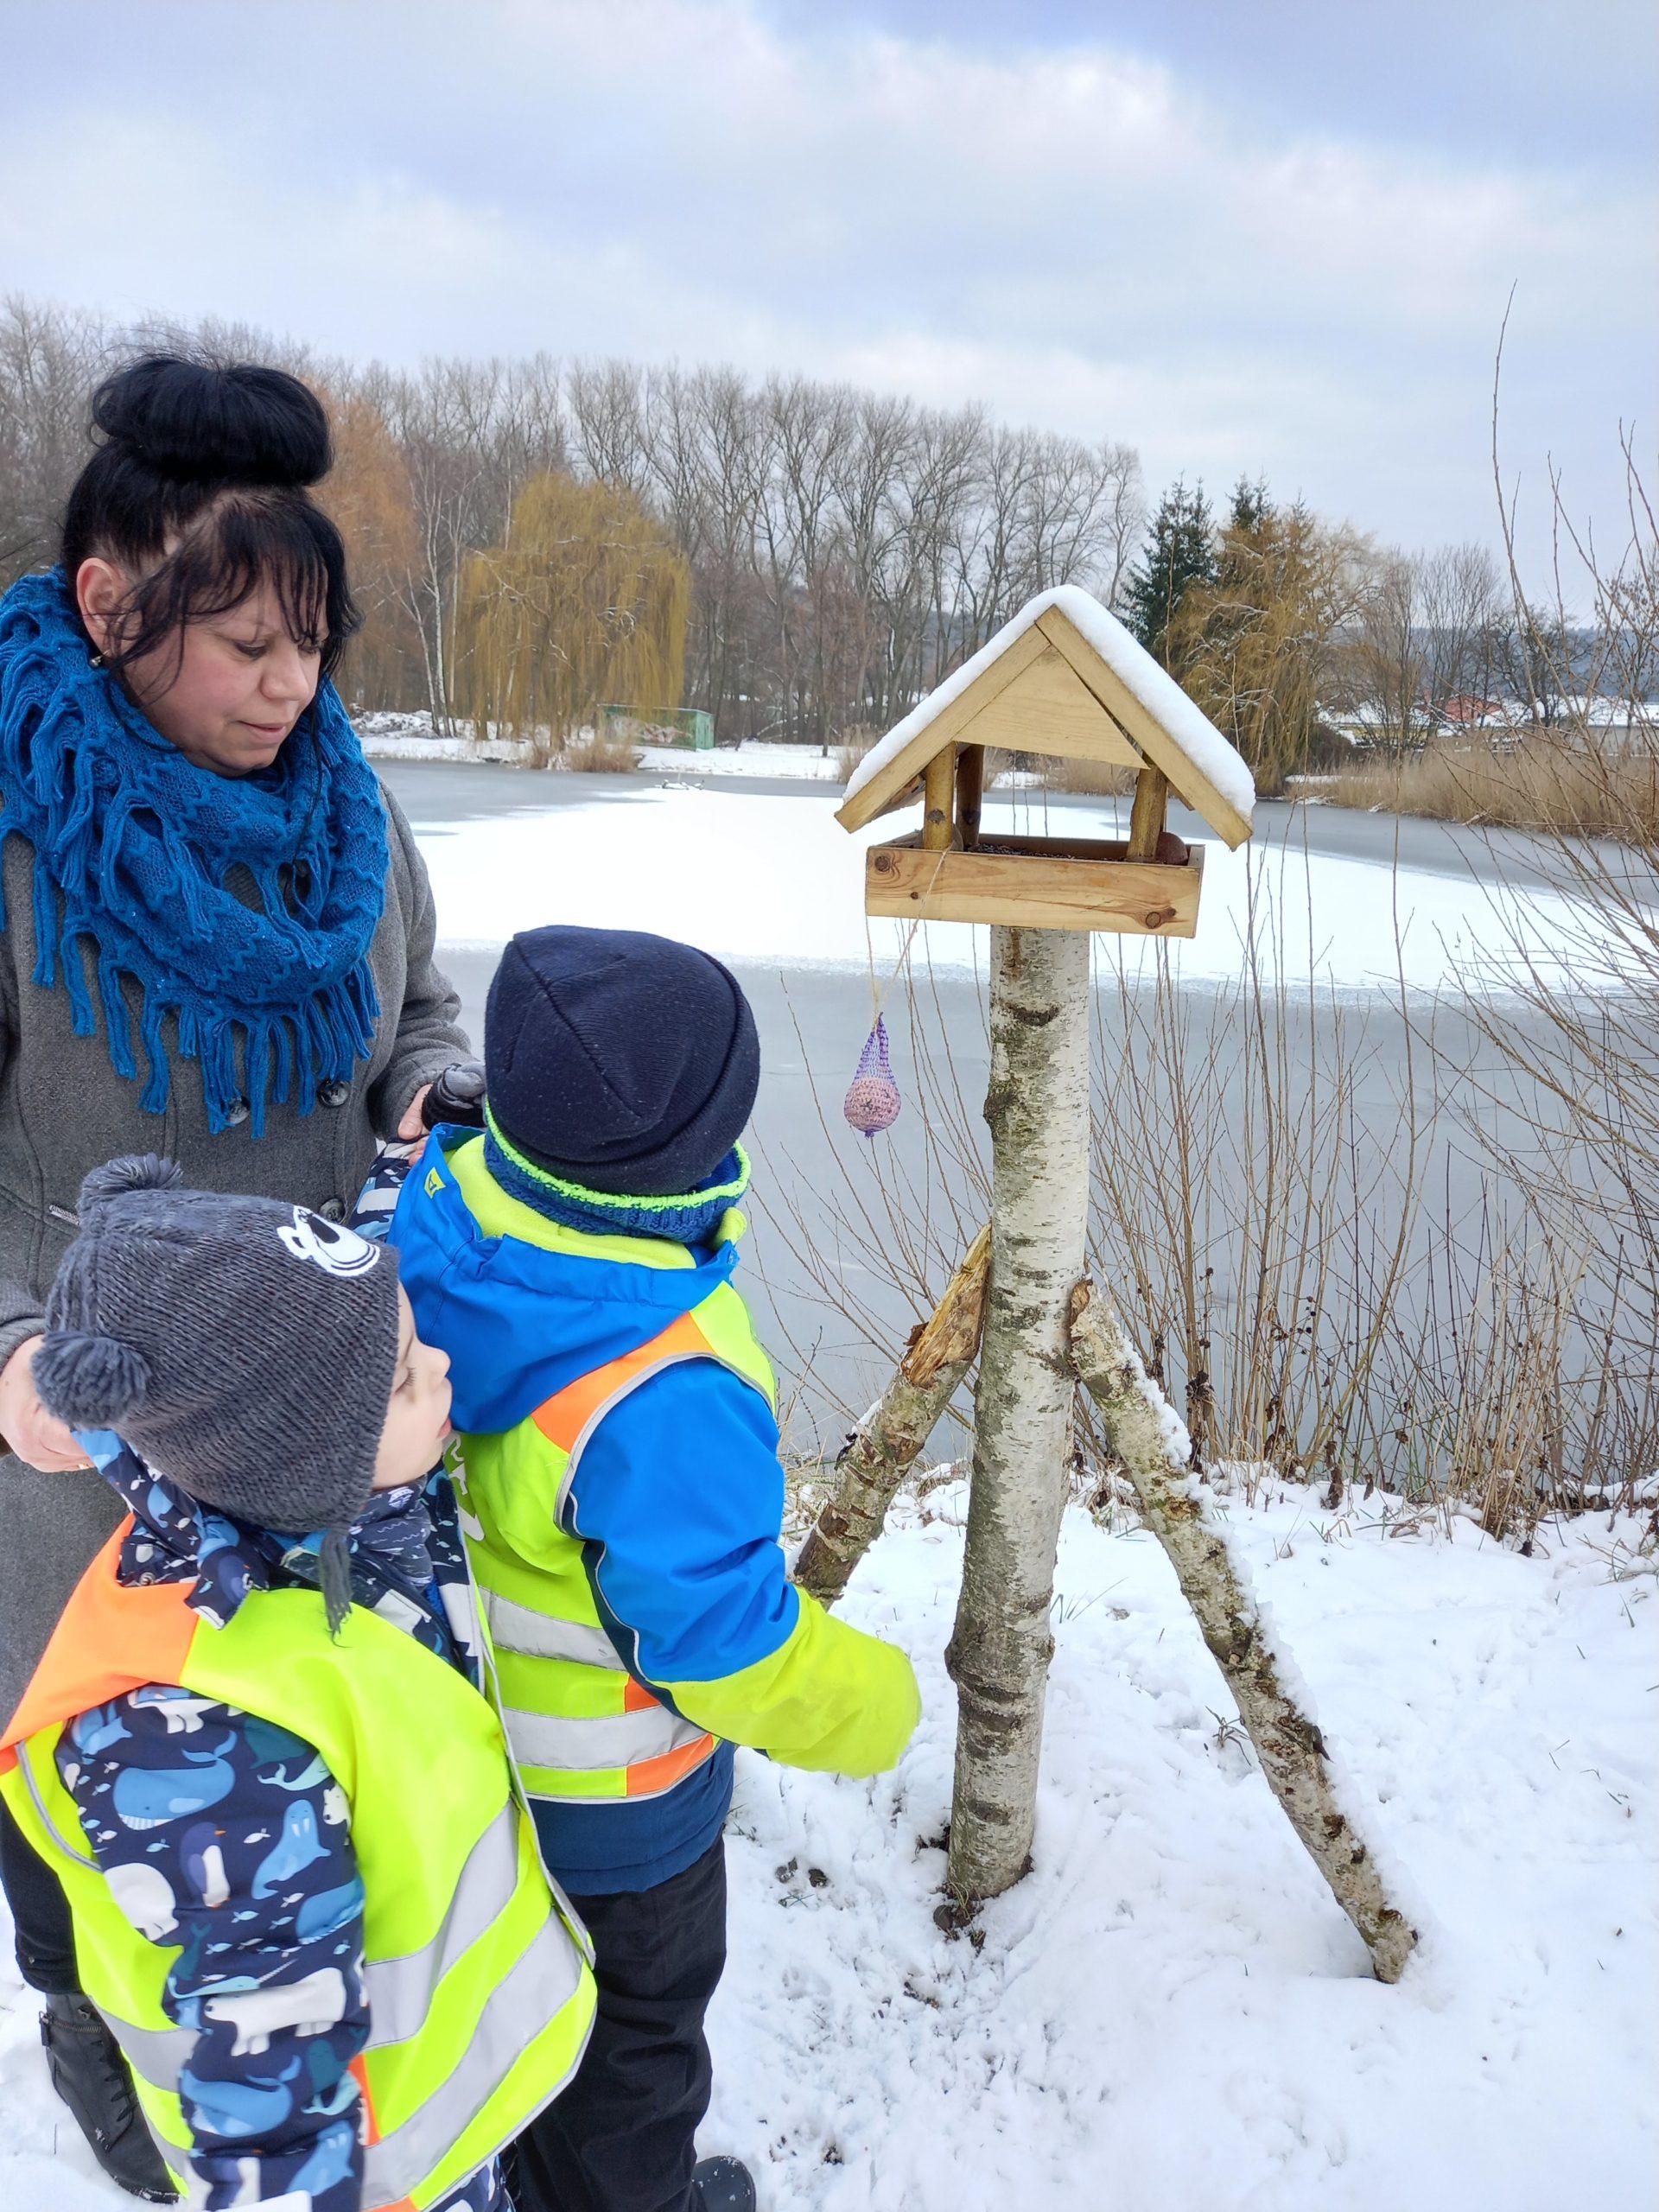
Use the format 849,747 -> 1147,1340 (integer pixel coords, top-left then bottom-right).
693,2155 -> 757,2212
40,1993 -> 177,2202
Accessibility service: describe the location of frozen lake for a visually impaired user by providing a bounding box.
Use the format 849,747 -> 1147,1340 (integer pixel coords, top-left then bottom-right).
383,760 -> 1608,1461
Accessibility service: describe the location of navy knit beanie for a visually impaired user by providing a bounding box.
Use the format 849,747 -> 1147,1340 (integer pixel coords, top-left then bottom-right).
485,926 -> 760,1198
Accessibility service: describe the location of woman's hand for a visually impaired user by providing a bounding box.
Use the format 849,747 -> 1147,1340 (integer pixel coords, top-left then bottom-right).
0,1336 -> 92,1471
397,1084 -> 433,1142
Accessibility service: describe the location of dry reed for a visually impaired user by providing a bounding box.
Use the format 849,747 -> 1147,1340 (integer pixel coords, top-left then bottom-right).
1313,736 -> 1659,841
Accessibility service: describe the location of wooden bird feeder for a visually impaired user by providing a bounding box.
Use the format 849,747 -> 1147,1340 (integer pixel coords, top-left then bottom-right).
830,588 -> 1265,1924
836,585 -> 1254,936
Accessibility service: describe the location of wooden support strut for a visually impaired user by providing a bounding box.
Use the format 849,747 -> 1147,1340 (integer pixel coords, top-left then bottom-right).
794,1227 -> 991,1609
955,745 -> 986,851
1125,763 -> 1170,861
922,747 -> 957,850
793,1247 -> 1422,1981
1071,1281 -> 1420,1983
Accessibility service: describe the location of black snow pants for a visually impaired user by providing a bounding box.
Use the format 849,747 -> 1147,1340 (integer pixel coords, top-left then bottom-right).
510,1835 -> 728,2212
0,1789 -> 79,1998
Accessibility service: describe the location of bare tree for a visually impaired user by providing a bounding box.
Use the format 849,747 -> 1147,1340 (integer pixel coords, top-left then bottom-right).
0,297 -> 108,584
0,292 -> 1144,747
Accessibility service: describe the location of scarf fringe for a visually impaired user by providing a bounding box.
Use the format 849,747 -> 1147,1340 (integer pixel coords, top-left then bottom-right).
0,570 -> 388,1135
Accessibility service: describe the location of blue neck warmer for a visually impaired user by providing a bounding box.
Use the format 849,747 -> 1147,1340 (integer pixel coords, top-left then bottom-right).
483,1108 -> 751,1247
0,569 -> 390,1136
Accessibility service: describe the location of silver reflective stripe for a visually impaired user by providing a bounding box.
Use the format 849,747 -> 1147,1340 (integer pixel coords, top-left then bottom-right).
364,1905 -> 589,2205
101,2009 -> 194,2092
19,1746 -> 97,1869
505,1700 -> 707,1774
552,1351 -> 756,1522
365,1801 -> 520,2050
98,1804 -> 524,2084
481,1588 -> 624,1670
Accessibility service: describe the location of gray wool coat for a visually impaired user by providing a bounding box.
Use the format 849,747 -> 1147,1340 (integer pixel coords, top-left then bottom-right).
0,777 -> 469,1721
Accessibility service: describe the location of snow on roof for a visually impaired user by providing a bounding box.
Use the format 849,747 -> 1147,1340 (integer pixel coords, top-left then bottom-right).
842,583 -> 1256,829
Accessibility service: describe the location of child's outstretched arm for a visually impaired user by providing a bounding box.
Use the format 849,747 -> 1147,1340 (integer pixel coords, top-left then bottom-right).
563,1365 -> 920,1776
58,1688 -> 370,2212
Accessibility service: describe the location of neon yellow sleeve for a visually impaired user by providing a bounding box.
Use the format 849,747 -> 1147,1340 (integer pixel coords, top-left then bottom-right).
664,1589 -> 920,1777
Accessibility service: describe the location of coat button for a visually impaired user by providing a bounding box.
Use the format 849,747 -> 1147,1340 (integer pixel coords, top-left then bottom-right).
319,1198 -> 346,1222
318,1080 -> 350,1109
226,1097 -> 251,1127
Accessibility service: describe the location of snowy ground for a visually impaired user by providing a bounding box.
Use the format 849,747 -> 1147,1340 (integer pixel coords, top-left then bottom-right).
709,1486 -> 1657,2212
5,1487 -> 1651,2211
409,780 -> 1594,996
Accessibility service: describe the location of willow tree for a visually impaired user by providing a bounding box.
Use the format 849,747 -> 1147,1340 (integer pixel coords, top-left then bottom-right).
1173,490 -> 1370,792
457,473 -> 689,758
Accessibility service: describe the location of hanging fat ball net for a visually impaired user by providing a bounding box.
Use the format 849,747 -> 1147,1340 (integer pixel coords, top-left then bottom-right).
844,1014 -> 901,1137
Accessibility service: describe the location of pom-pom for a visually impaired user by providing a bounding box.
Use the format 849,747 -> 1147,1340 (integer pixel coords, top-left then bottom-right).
843,1016 -> 901,1139
33,1330 -> 152,1426
77,1154 -> 185,1217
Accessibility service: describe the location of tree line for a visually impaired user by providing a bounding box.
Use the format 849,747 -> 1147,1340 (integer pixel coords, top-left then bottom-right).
0,296 -> 1138,749
3,296 -> 1647,787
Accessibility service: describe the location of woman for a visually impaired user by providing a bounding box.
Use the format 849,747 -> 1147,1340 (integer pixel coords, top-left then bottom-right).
0,354 -> 469,2199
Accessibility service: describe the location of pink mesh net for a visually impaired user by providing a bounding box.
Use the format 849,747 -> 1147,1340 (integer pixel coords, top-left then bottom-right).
843,1015 -> 901,1138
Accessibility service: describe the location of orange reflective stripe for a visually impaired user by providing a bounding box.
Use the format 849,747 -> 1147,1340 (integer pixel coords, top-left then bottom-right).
621,1675 -> 660,1715
625,1732 -> 715,1798
1,1523 -> 196,1762
351,2053 -> 382,2147
530,1312 -> 714,1455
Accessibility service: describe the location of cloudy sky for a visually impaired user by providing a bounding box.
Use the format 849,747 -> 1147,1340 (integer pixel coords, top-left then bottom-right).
4,0 -> 1654,582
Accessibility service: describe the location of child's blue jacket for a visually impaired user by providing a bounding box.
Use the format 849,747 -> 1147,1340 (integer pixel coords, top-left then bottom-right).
388,1129 -> 919,1895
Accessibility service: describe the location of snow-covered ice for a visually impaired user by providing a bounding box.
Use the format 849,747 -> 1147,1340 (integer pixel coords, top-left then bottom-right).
409,782 -> 1589,997
8,1488 -> 1647,2209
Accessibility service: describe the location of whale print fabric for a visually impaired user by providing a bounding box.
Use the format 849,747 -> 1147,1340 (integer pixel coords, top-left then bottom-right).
54,1436 -> 500,2212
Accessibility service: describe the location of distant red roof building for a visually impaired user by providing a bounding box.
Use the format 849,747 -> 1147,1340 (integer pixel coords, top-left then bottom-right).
1438,695 -> 1502,728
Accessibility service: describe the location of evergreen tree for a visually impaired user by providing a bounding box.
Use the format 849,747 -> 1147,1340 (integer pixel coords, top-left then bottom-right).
1227,474 -> 1271,538
1122,479 -> 1217,671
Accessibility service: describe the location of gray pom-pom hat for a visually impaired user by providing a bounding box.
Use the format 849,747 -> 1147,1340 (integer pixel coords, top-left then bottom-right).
35,1157 -> 403,1619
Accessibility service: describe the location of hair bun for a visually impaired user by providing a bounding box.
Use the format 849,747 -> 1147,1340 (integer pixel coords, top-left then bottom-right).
32,1330 -> 152,1427
78,1154 -> 186,1217
92,355 -> 331,489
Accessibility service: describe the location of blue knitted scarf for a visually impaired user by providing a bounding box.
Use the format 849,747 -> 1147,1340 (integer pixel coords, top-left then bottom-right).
0,569 -> 389,1136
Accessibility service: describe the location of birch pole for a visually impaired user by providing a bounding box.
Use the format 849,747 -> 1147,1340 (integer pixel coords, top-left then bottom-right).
795,1227 -> 989,1608
945,927 -> 1092,1907
1071,1283 -> 1419,1981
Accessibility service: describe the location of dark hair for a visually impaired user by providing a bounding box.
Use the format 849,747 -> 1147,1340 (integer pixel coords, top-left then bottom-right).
60,355 -> 359,682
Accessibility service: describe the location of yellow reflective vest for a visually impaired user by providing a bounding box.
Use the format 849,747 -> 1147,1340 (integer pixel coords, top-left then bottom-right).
459,1280 -> 778,1803
0,1524 -> 595,2211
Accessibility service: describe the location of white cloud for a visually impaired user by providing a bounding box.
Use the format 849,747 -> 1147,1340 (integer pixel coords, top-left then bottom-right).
1,0 -> 1649,575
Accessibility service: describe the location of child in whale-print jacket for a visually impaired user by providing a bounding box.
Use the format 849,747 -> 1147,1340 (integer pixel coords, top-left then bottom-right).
1,1158 -> 592,2212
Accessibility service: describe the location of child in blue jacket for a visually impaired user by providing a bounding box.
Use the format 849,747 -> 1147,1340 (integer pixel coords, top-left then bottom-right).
389,925 -> 920,2212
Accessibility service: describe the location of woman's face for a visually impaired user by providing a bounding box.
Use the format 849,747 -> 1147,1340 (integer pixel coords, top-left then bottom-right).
75,557 -> 322,778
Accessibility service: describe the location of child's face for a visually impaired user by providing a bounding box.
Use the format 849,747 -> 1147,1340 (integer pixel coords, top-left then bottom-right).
372,1288 -> 454,1493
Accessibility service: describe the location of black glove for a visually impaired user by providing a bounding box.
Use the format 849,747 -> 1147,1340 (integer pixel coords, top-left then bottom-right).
421,1059 -> 487,1130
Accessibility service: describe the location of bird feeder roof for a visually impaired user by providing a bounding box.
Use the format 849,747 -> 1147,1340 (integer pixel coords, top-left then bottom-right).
836,585 -> 1256,849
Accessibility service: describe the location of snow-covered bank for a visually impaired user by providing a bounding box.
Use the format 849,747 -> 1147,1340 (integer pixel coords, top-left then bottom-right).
4,1492 -> 1649,2209
358,711 -> 842,779
410,782 -> 1594,995
708,1490 -> 1656,2211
